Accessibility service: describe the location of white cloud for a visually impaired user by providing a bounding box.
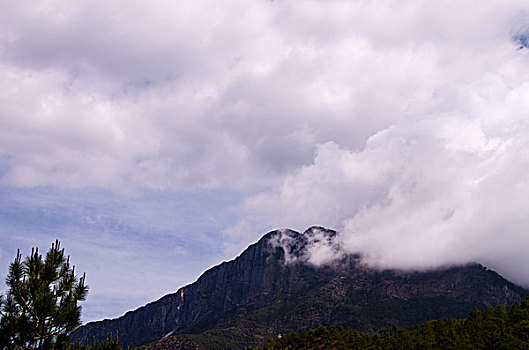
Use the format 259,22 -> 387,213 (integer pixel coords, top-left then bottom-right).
2,0 -> 529,290
174,245 -> 189,256
7,0 -> 526,191
238,73 -> 529,285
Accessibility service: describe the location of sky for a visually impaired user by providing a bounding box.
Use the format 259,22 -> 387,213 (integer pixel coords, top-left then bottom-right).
1,0 -> 529,323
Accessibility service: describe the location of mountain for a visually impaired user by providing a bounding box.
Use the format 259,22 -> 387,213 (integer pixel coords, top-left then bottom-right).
72,227 -> 527,349
255,297 -> 529,350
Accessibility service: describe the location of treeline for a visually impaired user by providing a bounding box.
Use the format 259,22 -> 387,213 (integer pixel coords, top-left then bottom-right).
70,334 -> 121,350
257,297 -> 529,349
0,333 -> 120,350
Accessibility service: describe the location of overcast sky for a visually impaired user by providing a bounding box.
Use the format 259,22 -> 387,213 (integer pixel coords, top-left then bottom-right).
1,0 -> 529,323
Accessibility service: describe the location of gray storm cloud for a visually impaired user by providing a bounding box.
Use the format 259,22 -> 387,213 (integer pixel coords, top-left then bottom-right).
2,1 -> 529,286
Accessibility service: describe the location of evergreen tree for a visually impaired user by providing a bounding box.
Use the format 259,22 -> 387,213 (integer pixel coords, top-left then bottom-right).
0,240 -> 89,350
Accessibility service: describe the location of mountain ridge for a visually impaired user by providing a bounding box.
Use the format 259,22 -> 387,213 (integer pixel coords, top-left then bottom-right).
72,227 -> 527,349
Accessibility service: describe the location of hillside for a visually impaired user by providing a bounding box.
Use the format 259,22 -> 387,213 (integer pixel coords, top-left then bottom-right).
256,297 -> 529,349
72,227 -> 527,349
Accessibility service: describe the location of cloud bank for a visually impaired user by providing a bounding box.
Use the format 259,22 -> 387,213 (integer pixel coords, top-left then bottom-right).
1,0 -> 529,290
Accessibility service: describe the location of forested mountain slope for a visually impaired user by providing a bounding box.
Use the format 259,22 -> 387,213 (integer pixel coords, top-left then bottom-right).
257,297 -> 529,349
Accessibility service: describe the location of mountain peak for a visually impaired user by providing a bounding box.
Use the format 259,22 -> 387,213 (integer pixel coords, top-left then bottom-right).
264,226 -> 343,266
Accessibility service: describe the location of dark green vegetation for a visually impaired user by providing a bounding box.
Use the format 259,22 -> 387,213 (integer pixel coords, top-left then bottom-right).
257,297 -> 529,349
0,241 -> 120,350
70,334 -> 121,350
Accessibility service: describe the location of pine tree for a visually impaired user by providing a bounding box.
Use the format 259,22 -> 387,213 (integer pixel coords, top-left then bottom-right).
0,240 -> 89,350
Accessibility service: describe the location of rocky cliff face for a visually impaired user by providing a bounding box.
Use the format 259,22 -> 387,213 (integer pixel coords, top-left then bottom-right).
72,227 -> 527,349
